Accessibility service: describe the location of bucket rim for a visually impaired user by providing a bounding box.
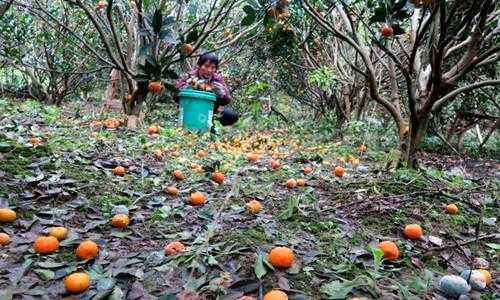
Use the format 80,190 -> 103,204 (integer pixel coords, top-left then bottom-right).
179,88 -> 216,101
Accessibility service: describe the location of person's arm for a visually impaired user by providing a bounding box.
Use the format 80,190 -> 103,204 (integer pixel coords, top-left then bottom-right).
212,74 -> 232,105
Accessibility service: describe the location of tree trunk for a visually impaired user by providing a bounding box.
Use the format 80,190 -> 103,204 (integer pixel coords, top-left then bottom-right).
405,117 -> 428,168
103,69 -> 122,112
125,80 -> 148,129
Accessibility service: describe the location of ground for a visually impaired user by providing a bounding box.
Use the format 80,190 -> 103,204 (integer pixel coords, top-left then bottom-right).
0,99 -> 498,299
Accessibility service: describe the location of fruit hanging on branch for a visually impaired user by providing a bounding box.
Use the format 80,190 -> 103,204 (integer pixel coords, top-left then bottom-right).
380,24 -> 394,38
181,43 -> 194,55
148,81 -> 163,94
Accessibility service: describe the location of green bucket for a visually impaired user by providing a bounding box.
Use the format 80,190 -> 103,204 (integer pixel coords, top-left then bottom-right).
178,89 -> 216,133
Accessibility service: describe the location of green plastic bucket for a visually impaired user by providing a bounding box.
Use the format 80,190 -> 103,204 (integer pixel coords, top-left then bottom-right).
178,89 -> 216,133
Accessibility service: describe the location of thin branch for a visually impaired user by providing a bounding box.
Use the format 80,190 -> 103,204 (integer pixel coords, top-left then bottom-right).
432,80 -> 500,111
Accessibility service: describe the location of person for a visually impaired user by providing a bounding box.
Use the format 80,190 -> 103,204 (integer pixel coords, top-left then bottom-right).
175,53 -> 239,127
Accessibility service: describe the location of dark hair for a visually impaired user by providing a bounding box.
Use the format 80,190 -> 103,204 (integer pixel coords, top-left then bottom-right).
197,53 -> 219,69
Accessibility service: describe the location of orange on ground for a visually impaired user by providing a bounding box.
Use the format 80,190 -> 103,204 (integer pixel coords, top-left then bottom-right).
381,25 -> 394,38
148,81 -> 163,94
246,200 -> 262,214
303,166 -> 313,174
403,224 -> 423,240
154,149 -> 163,160
269,159 -> 281,170
33,236 -> 59,255
296,179 -> 306,187
476,269 -> 492,286
246,153 -> 259,162
113,166 -> 126,176
29,137 -> 42,146
263,290 -> 288,300
286,179 -> 297,189
165,186 -> 179,196
189,192 -> 205,206
111,214 -> 130,229
359,144 -> 367,153
378,241 -> 399,261
446,203 -> 459,214
334,166 -> 345,177
49,227 -> 68,241
165,241 -> 186,256
172,170 -> 185,181
211,172 -> 225,184
267,246 -> 295,268
148,125 -> 160,135
0,233 -> 10,246
196,150 -> 208,159
75,240 -> 99,260
0,208 -> 17,223
64,272 -> 90,294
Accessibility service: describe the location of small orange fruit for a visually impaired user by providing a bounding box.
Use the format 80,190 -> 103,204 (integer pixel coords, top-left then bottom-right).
189,192 -> 205,206
403,224 -> 423,240
303,166 -> 313,174
29,137 -> 42,147
476,269 -> 492,286
165,241 -> 186,256
246,200 -> 262,214
33,236 -> 59,255
75,240 -> 99,260
181,43 -> 194,55
172,170 -> 185,181
267,246 -> 295,268
148,125 -> 160,135
196,150 -> 208,159
49,227 -> 69,241
0,208 -> 17,223
0,233 -> 10,246
359,144 -> 367,153
154,149 -> 163,160
380,25 -> 394,38
211,172 -> 225,184
148,81 -> 163,94
445,204 -> 459,214
378,241 -> 399,261
165,186 -> 179,196
113,166 -> 126,176
296,179 -> 306,187
64,272 -> 90,294
334,166 -> 345,177
111,214 -> 130,229
246,153 -> 259,162
263,290 -> 288,300
286,179 -> 297,189
269,159 -> 281,170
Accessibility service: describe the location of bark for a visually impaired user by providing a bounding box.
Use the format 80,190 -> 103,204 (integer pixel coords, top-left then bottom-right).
103,69 -> 122,112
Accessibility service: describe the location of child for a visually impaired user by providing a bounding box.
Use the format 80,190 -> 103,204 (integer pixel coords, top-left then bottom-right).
175,53 -> 238,126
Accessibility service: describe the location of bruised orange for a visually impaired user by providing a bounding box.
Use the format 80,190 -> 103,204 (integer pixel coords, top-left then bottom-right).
286,179 -> 297,189
445,204 -> 459,214
381,25 -> 394,38
154,149 -> 163,160
296,179 -> 306,187
0,208 -> 17,223
263,290 -> 288,300
334,166 -> 345,178
111,214 -> 130,229
165,186 -> 179,196
268,247 -> 294,268
165,241 -> 186,256
246,200 -> 262,214
269,159 -> 281,170
196,150 -> 208,159
148,125 -> 160,135
113,166 -> 126,176
75,240 -> 99,260
64,272 -> 90,294
0,233 -> 10,246
189,192 -> 205,206
33,236 -> 59,255
49,227 -> 68,241
303,166 -> 313,174
403,224 -> 423,240
378,241 -> 399,261
477,269 -> 492,286
29,137 -> 42,147
148,81 -> 163,94
172,170 -> 185,181
181,43 -> 194,55
246,153 -> 259,162
211,172 -> 225,184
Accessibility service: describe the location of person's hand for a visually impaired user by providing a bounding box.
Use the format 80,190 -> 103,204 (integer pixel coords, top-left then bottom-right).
211,82 -> 224,97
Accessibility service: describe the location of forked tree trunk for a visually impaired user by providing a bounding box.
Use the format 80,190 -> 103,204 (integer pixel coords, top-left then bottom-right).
125,80 -> 148,129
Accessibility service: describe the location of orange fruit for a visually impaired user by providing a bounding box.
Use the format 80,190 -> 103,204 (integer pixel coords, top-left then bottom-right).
296,179 -> 306,187
154,149 -> 163,160
286,179 -> 297,189
334,166 -> 345,177
380,25 -> 394,38
359,145 -> 367,153
64,272 -> 90,294
211,172 -> 225,184
75,240 -> 99,260
267,246 -> 295,268
181,43 -> 194,55
29,137 -> 42,147
0,208 -> 17,223
303,166 -> 313,174
269,159 -> 281,170
246,153 -> 259,162
113,166 -> 126,176
196,150 -> 208,159
165,186 -> 179,196
148,125 -> 160,135
403,224 -> 423,240
33,236 -> 59,255
111,214 -> 130,229
0,233 -> 10,246
263,290 -> 288,300
165,241 -> 186,256
96,0 -> 106,10
172,170 -> 185,181
148,81 -> 163,94
476,269 -> 492,286
446,204 -> 459,214
189,192 -> 205,206
49,227 -> 68,241
378,241 -> 399,261
246,200 -> 262,214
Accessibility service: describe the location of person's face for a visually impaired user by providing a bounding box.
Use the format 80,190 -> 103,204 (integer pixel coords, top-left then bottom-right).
199,61 -> 217,77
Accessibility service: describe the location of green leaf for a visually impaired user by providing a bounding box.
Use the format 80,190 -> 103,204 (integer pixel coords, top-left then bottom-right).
241,13 -> 256,26
162,16 -> 175,27
33,269 -> 55,281
243,5 -> 255,15
485,243 -> 500,250
278,195 -> 300,220
320,280 -> 358,299
152,9 -> 163,35
185,29 -> 199,44
370,247 -> 383,272
253,253 -> 267,279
